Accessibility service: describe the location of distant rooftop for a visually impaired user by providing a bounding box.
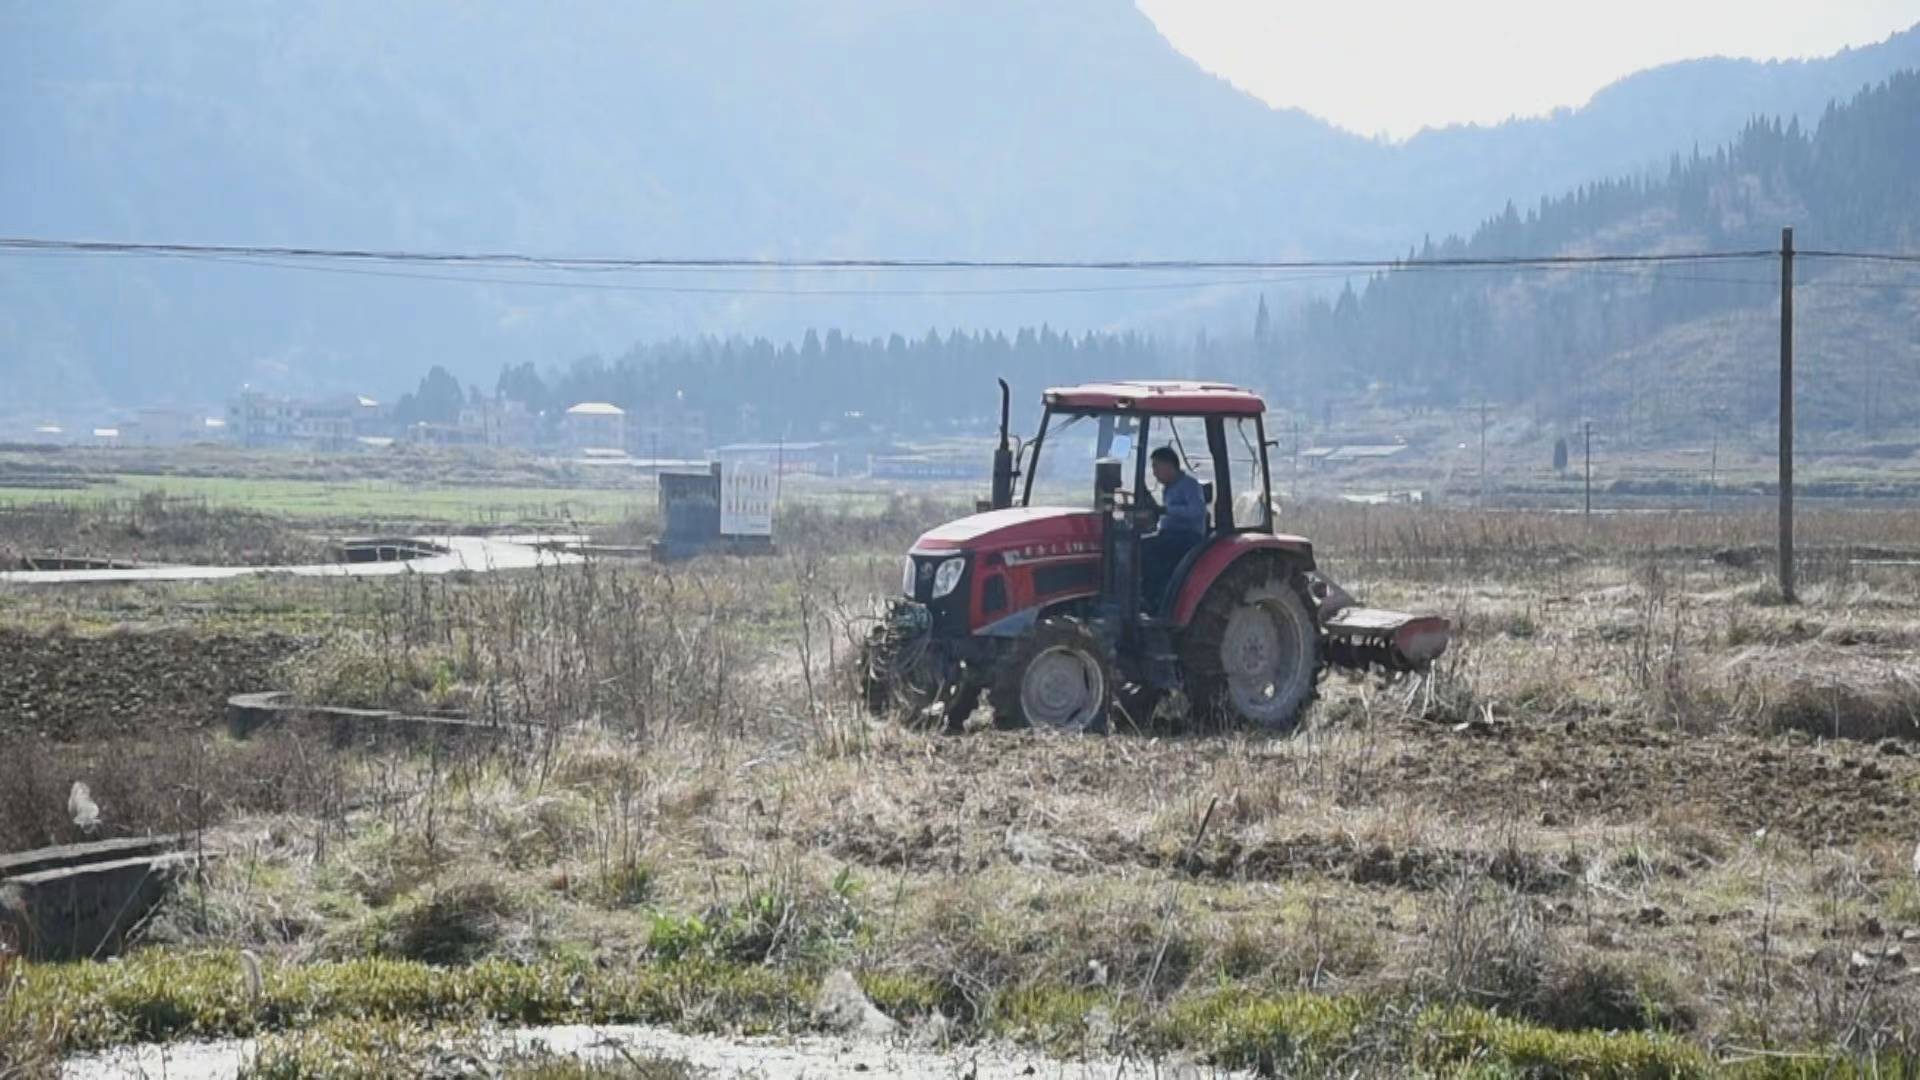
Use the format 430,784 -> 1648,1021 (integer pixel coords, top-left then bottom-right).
567,401 -> 625,416
718,441 -> 830,453
1323,444 -> 1408,461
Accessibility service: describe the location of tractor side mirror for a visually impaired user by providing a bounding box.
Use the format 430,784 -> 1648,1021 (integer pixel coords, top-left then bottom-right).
1093,457 -> 1124,509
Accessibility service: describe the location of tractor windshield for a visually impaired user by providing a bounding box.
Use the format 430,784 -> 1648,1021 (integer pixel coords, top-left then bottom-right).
1023,410 -> 1143,507
1022,409 -> 1272,526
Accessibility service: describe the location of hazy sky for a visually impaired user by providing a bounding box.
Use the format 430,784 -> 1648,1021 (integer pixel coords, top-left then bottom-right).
1137,0 -> 1920,139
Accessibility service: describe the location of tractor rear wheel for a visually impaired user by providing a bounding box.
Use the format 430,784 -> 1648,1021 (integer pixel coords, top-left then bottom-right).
989,617 -> 1112,733
1179,559 -> 1319,733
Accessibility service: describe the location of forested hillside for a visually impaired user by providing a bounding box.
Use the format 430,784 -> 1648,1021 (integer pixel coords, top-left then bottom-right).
1256,72 -> 1920,441
464,328 -> 1172,442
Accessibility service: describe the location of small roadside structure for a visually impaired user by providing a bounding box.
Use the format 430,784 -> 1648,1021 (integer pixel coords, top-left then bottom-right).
651,461 -> 777,560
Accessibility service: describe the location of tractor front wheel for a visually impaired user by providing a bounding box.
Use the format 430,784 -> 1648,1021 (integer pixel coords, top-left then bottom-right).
1179,560 -> 1320,733
989,617 -> 1112,733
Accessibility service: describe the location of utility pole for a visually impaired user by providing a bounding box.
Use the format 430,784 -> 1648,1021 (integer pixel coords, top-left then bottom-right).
1704,405 -> 1729,514
1583,419 -> 1593,518
1456,401 -> 1494,505
1708,427 -> 1719,513
1779,226 -> 1796,603
1478,401 -> 1490,506
1289,413 -> 1300,504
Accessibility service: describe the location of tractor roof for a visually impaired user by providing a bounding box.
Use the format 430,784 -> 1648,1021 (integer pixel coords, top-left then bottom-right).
1042,380 -> 1266,416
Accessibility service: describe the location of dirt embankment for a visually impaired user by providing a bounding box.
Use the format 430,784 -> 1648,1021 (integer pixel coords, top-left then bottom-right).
0,628 -> 307,741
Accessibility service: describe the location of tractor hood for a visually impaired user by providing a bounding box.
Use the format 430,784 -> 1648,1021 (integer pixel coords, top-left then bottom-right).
909,506 -> 1102,557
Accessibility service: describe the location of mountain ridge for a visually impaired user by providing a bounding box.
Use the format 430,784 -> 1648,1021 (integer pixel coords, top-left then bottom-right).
2,3 -> 1916,411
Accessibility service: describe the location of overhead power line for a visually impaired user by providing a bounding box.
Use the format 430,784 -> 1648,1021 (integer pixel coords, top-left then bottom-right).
123,252 -> 1379,297
0,236 -> 1784,273
1802,250 -> 1920,265
6,235 -> 1916,295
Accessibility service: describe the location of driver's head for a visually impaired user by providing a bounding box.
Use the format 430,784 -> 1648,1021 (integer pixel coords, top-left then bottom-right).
1150,446 -> 1181,485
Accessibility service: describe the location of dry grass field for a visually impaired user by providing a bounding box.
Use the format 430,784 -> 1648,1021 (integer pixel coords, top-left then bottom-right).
4,499 -> 1920,1077
0,493 -> 332,569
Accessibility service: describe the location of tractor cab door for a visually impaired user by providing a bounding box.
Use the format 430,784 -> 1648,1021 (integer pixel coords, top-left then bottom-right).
1142,414 -> 1273,535
1139,414 -> 1276,614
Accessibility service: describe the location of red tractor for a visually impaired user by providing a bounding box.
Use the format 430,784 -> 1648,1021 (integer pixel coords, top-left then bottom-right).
863,379 -> 1450,733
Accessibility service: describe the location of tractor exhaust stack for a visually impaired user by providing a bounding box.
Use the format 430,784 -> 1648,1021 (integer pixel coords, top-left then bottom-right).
990,378 -> 1016,510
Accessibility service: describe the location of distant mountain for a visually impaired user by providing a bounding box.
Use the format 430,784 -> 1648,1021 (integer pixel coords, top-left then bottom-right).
1395,35 -> 1920,228
2,1 -> 1916,411
1259,72 -> 1920,443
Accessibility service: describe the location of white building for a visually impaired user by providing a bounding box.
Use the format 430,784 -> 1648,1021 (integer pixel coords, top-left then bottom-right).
564,402 -> 626,452
227,389 -> 385,448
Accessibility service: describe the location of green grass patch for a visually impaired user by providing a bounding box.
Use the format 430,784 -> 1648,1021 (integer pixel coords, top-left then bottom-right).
8,951 -> 810,1053
1417,1004 -> 1708,1079
9,952 -> 1912,1077
240,1017 -> 701,1079
1156,987 -> 1376,1070
0,475 -> 650,525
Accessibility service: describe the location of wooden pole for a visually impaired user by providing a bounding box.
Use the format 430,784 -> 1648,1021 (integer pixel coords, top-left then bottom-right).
1779,226 -> 1796,603
1708,427 -> 1718,513
1289,414 -> 1300,503
1478,401 -> 1490,506
1583,419 -> 1592,518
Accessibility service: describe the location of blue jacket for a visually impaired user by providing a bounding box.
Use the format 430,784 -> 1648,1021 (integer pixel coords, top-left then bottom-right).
1160,472 -> 1207,536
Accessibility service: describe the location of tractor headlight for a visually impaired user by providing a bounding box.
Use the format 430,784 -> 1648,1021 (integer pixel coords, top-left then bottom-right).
901,556 -> 917,597
930,556 -> 966,599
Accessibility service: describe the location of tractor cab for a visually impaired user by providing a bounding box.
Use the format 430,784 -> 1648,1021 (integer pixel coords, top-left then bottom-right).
867,379 -> 1449,735
1020,381 -> 1275,527
1017,382 -> 1288,613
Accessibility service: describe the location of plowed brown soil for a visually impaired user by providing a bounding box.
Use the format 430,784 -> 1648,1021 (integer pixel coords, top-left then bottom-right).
0,628 -> 306,741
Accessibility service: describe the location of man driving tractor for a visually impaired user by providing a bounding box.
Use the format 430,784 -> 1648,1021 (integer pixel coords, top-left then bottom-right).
1142,445 -> 1205,603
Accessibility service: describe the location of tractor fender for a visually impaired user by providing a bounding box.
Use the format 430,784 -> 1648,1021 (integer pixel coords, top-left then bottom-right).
1167,534 -> 1316,627
977,593 -> 1097,638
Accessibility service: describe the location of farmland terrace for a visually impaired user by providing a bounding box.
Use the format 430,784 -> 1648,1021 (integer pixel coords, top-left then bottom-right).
3,499 -> 1919,1077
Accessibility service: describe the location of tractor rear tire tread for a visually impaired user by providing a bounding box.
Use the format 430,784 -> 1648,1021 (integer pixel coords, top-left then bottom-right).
1179,557 -> 1320,733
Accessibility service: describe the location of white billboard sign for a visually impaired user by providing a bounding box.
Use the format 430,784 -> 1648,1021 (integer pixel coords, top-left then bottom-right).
720,460 -> 775,537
